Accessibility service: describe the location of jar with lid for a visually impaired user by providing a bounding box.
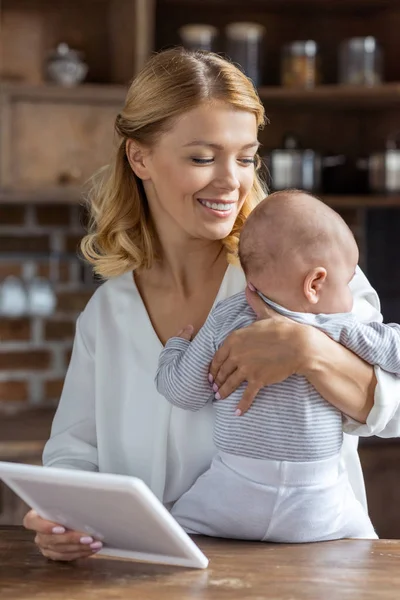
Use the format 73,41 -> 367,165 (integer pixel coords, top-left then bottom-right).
339,37 -> 383,86
225,22 -> 266,87
178,24 -> 218,52
281,40 -> 319,88
45,43 -> 88,87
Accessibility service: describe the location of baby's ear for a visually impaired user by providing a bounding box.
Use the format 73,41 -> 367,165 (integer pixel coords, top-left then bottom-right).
303,267 -> 327,304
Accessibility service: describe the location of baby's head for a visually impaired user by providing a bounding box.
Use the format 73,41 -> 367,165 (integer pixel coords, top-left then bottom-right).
239,189 -> 359,314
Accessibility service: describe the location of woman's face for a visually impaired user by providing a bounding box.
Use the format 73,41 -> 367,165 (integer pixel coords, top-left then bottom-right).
129,101 -> 259,244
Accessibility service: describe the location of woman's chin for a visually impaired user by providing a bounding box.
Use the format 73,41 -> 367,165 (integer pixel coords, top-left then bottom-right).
199,218 -> 237,241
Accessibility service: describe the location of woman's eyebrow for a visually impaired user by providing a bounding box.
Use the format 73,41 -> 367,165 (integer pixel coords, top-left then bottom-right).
183,140 -> 260,150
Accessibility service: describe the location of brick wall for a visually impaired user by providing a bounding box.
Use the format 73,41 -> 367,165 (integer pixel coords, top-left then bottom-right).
0,203 -> 97,409
0,203 -> 364,410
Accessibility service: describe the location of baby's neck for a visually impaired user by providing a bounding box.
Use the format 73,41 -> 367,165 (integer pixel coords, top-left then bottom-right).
256,288 -> 317,315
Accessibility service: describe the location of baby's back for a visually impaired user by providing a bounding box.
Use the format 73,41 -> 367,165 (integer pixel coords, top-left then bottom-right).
212,292 -> 343,462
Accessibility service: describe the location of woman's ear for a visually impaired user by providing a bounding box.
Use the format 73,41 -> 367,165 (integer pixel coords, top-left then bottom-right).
125,139 -> 151,180
303,267 -> 327,305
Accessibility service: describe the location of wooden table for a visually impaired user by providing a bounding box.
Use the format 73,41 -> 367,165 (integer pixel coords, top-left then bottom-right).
1,527 -> 399,600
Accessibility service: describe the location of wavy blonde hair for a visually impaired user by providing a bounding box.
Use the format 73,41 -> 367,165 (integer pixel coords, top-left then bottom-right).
81,47 -> 267,278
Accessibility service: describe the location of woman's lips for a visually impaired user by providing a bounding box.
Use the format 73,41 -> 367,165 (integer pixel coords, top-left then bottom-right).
197,198 -> 236,217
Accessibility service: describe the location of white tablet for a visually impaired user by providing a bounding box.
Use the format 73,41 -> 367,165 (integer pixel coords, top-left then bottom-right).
0,461 -> 208,569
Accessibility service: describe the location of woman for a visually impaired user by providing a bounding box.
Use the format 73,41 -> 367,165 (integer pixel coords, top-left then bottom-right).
24,48 -> 400,561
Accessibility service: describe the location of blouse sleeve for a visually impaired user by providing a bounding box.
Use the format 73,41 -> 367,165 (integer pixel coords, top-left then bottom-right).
342,266 -> 400,437
42,311 -> 99,471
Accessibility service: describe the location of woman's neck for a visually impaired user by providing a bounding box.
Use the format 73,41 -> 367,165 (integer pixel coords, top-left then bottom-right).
138,237 -> 227,298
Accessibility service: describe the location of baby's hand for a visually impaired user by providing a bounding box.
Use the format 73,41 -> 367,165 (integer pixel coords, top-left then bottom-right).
176,325 -> 194,341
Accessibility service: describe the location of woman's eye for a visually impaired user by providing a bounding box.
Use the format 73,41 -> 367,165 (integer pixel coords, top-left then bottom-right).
239,157 -> 256,165
191,157 -> 214,164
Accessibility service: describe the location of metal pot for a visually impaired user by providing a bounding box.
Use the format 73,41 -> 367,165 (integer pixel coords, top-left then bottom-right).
357,134 -> 400,193
263,135 -> 344,193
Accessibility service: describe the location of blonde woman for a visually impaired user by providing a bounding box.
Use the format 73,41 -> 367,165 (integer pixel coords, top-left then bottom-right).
24,48 -> 400,561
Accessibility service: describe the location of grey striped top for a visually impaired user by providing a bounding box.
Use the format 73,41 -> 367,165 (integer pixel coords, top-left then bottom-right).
155,291 -> 400,462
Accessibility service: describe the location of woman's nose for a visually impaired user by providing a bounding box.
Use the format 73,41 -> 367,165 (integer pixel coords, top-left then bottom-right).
213,167 -> 240,191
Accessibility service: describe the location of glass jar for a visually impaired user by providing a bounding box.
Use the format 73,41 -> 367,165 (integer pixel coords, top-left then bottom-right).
281,40 -> 318,88
45,43 -> 88,87
225,22 -> 266,87
178,24 -> 218,52
339,37 -> 383,86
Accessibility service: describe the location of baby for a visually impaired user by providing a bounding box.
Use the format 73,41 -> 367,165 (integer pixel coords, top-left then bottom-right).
155,189 -> 400,543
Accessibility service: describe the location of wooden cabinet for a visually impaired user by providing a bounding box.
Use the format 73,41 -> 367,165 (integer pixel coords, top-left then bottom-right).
1,0 -> 154,86
0,0 -> 154,202
0,85 -> 126,201
359,441 -> 400,539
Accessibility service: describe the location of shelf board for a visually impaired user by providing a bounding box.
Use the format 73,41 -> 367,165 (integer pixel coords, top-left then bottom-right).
3,82 -> 400,110
0,188 -> 86,205
1,83 -> 128,104
258,83 -> 400,110
321,195 -> 400,208
161,0 -> 398,10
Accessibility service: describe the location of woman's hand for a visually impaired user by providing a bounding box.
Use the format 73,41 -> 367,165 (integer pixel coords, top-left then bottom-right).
23,509 -> 103,562
209,286 -> 308,415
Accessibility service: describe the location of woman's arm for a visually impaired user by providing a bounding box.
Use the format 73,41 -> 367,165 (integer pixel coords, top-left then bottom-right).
42,311 -> 98,470
210,267 -> 400,433
298,324 -> 376,423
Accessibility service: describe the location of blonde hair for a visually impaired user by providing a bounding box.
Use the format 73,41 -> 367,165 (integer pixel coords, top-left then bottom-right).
81,47 -> 267,278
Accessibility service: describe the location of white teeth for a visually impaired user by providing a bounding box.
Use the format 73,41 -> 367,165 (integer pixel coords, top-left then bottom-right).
199,200 -> 235,211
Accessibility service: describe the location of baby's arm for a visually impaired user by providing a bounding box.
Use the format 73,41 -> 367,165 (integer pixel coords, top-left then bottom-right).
325,316 -> 400,375
155,312 -> 217,410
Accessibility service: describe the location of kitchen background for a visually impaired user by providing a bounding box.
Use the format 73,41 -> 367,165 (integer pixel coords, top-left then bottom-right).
0,0 -> 399,535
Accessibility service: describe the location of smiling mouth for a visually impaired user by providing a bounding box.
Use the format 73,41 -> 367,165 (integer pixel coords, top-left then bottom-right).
197,199 -> 236,212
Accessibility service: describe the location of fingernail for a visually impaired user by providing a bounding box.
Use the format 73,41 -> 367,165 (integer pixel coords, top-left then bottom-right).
248,282 -> 256,291
80,536 -> 94,545
52,526 -> 66,534
208,373 -> 214,383
215,392 -> 221,400
90,541 -> 103,550
235,408 -> 242,416
212,383 -> 218,392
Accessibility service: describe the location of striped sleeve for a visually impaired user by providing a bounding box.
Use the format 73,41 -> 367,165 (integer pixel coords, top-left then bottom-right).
323,316 -> 400,375
154,312 -> 217,410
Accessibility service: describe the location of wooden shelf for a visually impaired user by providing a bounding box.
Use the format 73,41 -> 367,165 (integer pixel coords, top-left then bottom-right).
3,82 -> 400,111
161,0 -> 398,11
321,195 -> 400,208
0,188 -> 86,205
1,83 -> 127,105
258,83 -> 400,110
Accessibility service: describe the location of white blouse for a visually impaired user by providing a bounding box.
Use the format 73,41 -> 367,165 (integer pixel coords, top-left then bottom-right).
43,264 -> 400,512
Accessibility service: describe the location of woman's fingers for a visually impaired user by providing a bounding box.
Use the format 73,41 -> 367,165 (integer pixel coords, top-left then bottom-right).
23,509 -> 64,535
214,368 -> 242,400
215,369 -> 262,414
37,537 -> 96,554
213,358 -> 237,392
24,509 -> 102,562
35,532 -> 102,561
235,383 -> 262,415
209,340 -> 231,382
35,532 -> 101,549
41,549 -> 95,562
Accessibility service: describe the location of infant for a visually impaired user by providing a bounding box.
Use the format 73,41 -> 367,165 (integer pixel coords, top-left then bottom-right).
155,189 -> 400,543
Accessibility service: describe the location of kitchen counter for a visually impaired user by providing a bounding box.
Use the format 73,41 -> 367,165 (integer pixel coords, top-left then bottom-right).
1,526 -> 399,599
